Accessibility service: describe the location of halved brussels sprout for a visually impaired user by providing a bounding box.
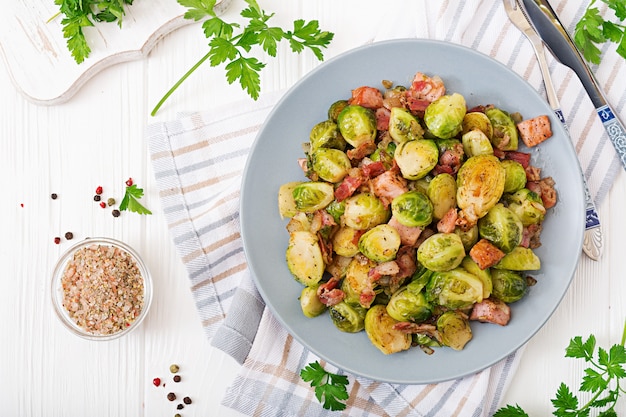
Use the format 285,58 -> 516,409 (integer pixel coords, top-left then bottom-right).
454,224 -> 479,252
337,105 -> 377,148
343,193 -> 390,230
504,188 -> 546,226
456,154 -> 506,223
278,181 -> 303,218
461,256 -> 493,299
493,247 -> 541,271
491,269 -> 528,303
501,160 -> 527,194
388,107 -> 425,143
311,148 -> 351,183
417,233 -> 466,272
286,231 -> 325,286
408,266 -> 436,294
391,190 -> 434,227
332,226 -> 362,257
299,285 -> 327,318
292,182 -> 335,213
325,200 -> 345,224
328,100 -> 349,122
462,129 -> 494,157
358,224 -> 401,262
329,301 -> 367,333
437,311 -> 473,350
486,107 -> 519,151
309,119 -> 346,151
478,203 -> 523,253
394,139 -> 439,180
428,173 -> 457,220
386,286 -> 433,323
462,111 -> 493,139
341,257 -> 377,307
425,267 -> 484,309
424,93 -> 467,139
364,305 -> 412,354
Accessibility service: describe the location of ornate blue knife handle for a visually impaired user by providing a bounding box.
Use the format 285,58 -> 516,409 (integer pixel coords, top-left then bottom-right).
597,104 -> 626,172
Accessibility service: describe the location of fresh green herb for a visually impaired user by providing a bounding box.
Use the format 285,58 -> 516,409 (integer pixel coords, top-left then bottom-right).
151,0 -> 334,116
574,0 -> 626,64
494,320 -> 626,417
300,361 -> 349,411
119,184 -> 152,215
53,0 -> 134,64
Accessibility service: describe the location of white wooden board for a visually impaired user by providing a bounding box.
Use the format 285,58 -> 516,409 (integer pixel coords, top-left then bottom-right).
0,1 -> 205,105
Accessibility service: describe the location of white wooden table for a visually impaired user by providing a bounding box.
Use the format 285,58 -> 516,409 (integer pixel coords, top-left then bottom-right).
1,2 -> 624,416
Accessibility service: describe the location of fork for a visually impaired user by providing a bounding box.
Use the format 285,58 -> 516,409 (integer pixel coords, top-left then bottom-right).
502,0 -> 603,260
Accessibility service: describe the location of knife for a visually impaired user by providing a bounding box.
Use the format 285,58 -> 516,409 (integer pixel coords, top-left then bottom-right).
504,0 -> 602,261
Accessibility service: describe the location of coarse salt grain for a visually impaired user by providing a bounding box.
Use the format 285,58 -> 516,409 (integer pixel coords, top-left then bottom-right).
61,244 -> 144,335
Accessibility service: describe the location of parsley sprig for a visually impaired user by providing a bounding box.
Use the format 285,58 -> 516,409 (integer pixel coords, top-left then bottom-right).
574,0 -> 626,64
300,361 -> 349,411
495,320 -> 626,417
119,184 -> 152,215
53,0 -> 134,64
150,0 -> 334,116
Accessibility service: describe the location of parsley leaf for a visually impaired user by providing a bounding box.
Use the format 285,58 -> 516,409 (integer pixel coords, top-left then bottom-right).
492,404 -> 529,417
119,184 -> 152,215
151,1 -> 334,115
574,0 -> 626,64
300,361 -> 349,411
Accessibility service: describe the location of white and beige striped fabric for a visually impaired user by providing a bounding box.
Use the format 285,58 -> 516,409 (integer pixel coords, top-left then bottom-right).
147,1 -> 625,415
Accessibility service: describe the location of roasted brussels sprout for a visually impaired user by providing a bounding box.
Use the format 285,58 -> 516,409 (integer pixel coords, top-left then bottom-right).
342,193 -> 391,230
425,268 -> 484,309
299,285 -> 327,318
358,224 -> 401,262
501,159 -> 527,193
364,305 -> 412,354
386,286 -> 433,323
286,231 -> 325,286
336,105 -> 377,148
417,233 -> 466,272
461,256 -> 493,299
437,311 -> 473,350
309,119 -> 346,151
325,200 -> 345,224
477,203 -> 523,253
462,129 -> 494,157
329,301 -> 367,333
462,111 -> 493,139
394,139 -> 439,180
332,226 -> 362,257
504,188 -> 546,226
311,148 -> 351,183
491,269 -> 528,303
427,173 -> 457,220
391,190 -> 434,227
493,247 -> 541,271
408,266 -> 436,294
328,99 -> 349,122
341,257 -> 377,307
454,225 -> 479,252
424,93 -> 467,139
456,155 -> 506,223
292,182 -> 335,213
278,181 -> 303,218
486,107 -> 518,151
388,107 -> 425,143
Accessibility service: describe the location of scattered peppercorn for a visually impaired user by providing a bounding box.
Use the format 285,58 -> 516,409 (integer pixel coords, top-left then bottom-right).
54,237 -> 61,244
152,377 -> 161,387
95,186 -> 103,195
177,404 -> 184,410
99,202 -> 106,209
173,375 -> 181,383
174,414 -> 181,417
65,232 -> 74,240
94,195 -> 101,202
112,209 -> 121,217
167,392 -> 176,401
125,178 -> 134,187
183,397 -> 192,405
107,197 -> 116,206
51,193 -> 58,200
169,364 -> 180,373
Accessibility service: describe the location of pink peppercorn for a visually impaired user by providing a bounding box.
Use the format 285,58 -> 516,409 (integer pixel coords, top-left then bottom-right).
125,178 -> 133,187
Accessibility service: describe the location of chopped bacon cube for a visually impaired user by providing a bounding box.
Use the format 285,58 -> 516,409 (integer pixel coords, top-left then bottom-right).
517,115 -> 553,147
469,239 -> 506,270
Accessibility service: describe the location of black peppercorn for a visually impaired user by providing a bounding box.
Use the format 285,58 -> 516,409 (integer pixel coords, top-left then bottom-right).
112,209 -> 121,217
177,404 -> 184,410
65,232 -> 74,240
51,193 -> 58,200
94,195 -> 101,202
167,392 -> 176,401
173,375 -> 181,383
183,397 -> 192,405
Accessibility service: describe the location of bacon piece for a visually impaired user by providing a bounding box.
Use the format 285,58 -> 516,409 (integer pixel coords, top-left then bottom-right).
370,169 -> 409,206
348,86 -> 384,109
537,177 -> 557,209
335,175 -> 362,202
469,238 -> 506,270
361,159 -> 386,179
404,72 -> 446,115
368,261 -> 400,282
316,277 -> 345,307
517,115 -> 553,147
388,216 -> 423,246
433,142 -> 464,176
437,208 -> 458,233
521,223 -> 543,249
470,298 -> 511,326
375,107 -> 391,131
394,246 -> 417,279
347,140 -> 377,162
504,151 -> 531,169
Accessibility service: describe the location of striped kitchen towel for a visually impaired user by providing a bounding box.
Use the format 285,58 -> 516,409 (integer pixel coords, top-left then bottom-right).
147,1 -> 625,415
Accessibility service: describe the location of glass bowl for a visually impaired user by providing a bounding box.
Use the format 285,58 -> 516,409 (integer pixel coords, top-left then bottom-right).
51,237 -> 153,341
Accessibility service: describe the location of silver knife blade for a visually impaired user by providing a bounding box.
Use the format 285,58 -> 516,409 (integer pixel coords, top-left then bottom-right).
522,0 -> 626,174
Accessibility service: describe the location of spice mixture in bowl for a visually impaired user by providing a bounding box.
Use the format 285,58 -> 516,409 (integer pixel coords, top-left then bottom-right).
51,237 -> 153,340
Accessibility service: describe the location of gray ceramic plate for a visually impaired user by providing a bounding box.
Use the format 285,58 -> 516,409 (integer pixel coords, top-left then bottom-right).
240,39 -> 584,384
